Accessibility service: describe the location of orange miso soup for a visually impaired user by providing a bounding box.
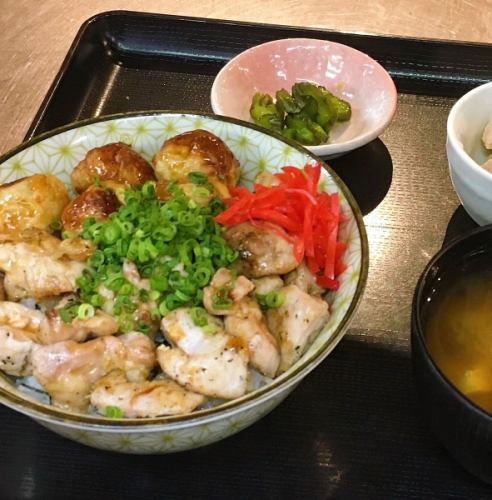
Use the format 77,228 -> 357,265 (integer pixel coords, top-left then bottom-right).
424,256 -> 492,414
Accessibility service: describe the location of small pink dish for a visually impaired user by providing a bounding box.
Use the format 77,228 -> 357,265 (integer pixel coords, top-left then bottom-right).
211,38 -> 397,158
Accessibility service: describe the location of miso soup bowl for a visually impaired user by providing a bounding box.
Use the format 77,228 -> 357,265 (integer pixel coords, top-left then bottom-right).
0,111 -> 368,454
411,224 -> 492,484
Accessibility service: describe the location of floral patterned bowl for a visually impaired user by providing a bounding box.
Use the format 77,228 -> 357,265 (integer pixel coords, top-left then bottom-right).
0,112 -> 368,453
211,38 -> 397,159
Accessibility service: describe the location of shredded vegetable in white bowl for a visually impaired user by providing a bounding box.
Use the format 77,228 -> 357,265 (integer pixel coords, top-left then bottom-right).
0,112 -> 367,453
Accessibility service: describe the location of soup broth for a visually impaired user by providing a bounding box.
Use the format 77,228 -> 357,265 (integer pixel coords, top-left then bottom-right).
424,255 -> 492,414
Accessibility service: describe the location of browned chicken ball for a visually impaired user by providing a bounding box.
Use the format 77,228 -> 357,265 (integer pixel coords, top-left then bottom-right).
153,129 -> 240,199
0,174 -> 69,237
71,142 -> 156,193
62,185 -> 120,233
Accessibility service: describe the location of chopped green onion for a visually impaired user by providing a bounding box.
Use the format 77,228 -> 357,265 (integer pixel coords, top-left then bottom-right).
77,180 -> 238,329
211,286 -> 233,309
90,294 -> 104,307
175,290 -> 192,302
153,226 -> 176,241
104,275 -> 125,291
77,303 -> 95,320
209,198 -> 225,215
140,265 -> 153,278
202,323 -> 218,335
192,186 -> 211,199
102,223 -> 121,245
158,300 -> 170,317
119,283 -> 134,296
266,290 -> 285,308
118,315 -> 134,333
178,212 -> 195,227
89,251 -> 105,268
226,248 -> 239,263
58,299 -> 82,324
190,307 -> 209,327
193,268 -> 212,287
49,219 -> 62,232
58,307 -> 74,324
257,290 -> 285,309
150,275 -> 168,292
165,294 -> 183,311
104,405 -> 123,418
138,321 -> 152,334
142,181 -> 156,199
187,171 -> 209,185
148,290 -> 161,301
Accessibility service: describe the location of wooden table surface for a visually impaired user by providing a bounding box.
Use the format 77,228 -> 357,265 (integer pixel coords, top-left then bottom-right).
1,5 -> 492,498
1,0 -> 492,154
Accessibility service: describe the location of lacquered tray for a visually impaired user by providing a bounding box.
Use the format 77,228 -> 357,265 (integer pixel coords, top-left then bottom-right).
1,10 -> 491,499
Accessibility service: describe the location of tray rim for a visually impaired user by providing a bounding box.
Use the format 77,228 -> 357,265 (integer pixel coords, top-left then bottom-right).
83,9 -> 492,49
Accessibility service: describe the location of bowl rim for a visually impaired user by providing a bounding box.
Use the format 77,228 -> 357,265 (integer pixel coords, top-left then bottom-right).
412,223 -> 492,421
0,110 -> 369,429
210,37 -> 398,156
447,80 -> 492,182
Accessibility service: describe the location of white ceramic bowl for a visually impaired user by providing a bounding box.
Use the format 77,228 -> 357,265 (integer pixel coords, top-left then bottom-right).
447,80 -> 492,225
0,111 -> 368,453
210,38 -> 397,158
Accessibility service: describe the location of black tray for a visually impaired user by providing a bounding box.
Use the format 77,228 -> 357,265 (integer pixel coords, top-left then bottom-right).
2,11 -> 491,500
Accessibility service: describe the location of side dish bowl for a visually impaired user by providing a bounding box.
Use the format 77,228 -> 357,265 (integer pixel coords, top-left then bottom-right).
411,224 -> 492,484
447,80 -> 492,226
210,38 -> 397,158
0,111 -> 368,454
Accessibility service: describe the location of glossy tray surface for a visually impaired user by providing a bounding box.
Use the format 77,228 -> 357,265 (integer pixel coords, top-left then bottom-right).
1,10 -> 491,499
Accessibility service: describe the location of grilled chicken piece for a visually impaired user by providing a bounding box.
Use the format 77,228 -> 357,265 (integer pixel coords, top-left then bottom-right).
0,228 -> 94,261
0,326 -> 38,376
224,222 -> 299,278
482,119 -> 492,150
0,174 -> 69,236
203,267 -> 255,315
0,275 -> 5,301
0,300 -> 118,344
0,301 -> 45,336
0,229 -> 90,300
32,332 -> 156,411
158,308 -> 249,399
284,261 -> 324,296
0,240 -> 86,300
90,370 -> 205,418
266,285 -> 329,373
252,276 -> 284,295
102,263 -> 160,335
0,300 -> 119,378
224,297 -> 280,378
481,159 -> 492,173
62,185 -> 120,233
43,302 -> 118,344
122,260 -> 150,291
71,142 -> 155,193
153,129 -> 240,199
118,331 -> 157,382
